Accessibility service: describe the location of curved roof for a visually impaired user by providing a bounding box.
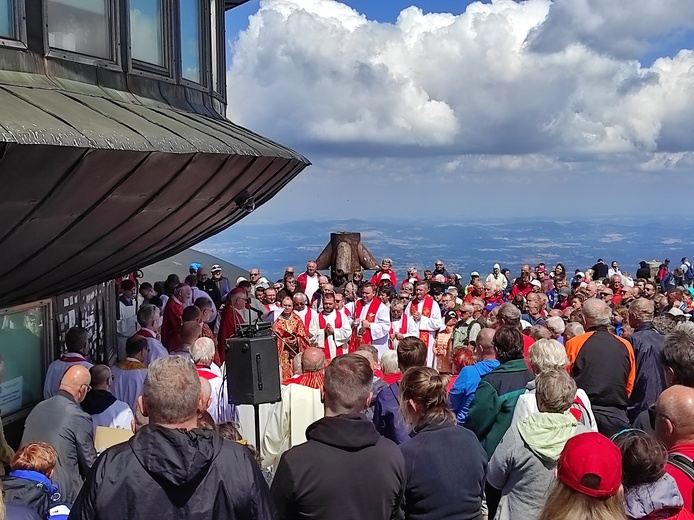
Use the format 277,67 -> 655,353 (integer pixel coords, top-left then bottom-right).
0,72 -> 309,307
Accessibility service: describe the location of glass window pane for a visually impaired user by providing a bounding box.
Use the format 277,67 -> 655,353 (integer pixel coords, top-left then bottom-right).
211,0 -> 219,91
180,0 -> 202,83
47,0 -> 111,59
130,0 -> 164,66
0,306 -> 47,412
0,0 -> 13,39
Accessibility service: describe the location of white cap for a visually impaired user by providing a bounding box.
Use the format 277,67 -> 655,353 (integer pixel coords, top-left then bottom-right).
381,273 -> 391,280
471,271 -> 480,277
236,276 -> 247,285
493,263 -> 500,270
530,279 -> 542,287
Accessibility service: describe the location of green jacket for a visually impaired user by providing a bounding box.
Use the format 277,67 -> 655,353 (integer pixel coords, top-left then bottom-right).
465,359 -> 534,456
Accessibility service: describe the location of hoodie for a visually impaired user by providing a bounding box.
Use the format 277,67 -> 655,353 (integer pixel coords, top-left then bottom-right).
624,473 -> 690,520
487,412 -> 585,520
271,413 -> 406,520
69,425 -> 274,519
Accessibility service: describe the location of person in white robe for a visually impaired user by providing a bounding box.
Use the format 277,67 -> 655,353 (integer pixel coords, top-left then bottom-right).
353,283 -> 391,359
116,281 -> 139,361
308,294 -> 352,360
43,327 -> 93,400
81,365 -> 133,434
111,336 -> 148,411
261,347 -> 325,470
388,300 -> 418,351
292,293 -> 315,342
191,338 -> 236,424
405,281 -> 443,368
133,304 -> 168,366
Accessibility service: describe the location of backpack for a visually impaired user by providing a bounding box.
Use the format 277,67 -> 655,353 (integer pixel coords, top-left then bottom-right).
685,263 -> 694,281
668,452 -> 694,505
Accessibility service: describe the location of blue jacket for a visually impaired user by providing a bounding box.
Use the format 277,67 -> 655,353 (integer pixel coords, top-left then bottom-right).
373,382 -> 410,444
627,322 -> 666,423
449,360 -> 500,425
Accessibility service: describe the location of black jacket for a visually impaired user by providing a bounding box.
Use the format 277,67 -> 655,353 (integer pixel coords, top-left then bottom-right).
271,413 -> 406,520
591,262 -> 609,280
636,262 -> 651,280
69,425 -> 273,520
399,422 -> 487,520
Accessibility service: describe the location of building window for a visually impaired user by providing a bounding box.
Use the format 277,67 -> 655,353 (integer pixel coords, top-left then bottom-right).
47,0 -> 112,59
0,0 -> 14,38
130,0 -> 164,67
211,0 -> 220,92
0,303 -> 49,413
180,0 -> 202,83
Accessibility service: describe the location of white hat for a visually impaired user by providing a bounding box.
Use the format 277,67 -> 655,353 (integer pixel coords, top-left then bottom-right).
236,276 -> 247,285
493,263 -> 500,270
381,273 -> 391,280
471,271 -> 480,277
576,272 -> 585,278
530,279 -> 542,287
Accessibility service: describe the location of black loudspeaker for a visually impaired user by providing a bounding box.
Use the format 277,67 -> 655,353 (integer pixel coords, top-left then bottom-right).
225,336 -> 281,405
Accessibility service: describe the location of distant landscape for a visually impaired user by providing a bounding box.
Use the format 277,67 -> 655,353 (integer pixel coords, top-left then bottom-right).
195,217 -> 694,283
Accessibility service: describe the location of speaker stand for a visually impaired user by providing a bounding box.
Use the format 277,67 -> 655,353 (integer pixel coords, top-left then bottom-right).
253,403 -> 261,448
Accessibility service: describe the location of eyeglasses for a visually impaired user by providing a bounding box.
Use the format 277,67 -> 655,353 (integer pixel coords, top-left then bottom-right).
250,273 -> 260,277
81,383 -> 92,392
435,264 -> 443,267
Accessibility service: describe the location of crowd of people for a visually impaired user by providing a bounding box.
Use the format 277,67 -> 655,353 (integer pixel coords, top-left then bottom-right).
2,255 -> 694,519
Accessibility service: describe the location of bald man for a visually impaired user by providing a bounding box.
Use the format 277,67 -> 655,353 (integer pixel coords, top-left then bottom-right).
656,385 -> 694,512
21,365 -> 97,502
262,347 -> 325,470
81,364 -> 133,432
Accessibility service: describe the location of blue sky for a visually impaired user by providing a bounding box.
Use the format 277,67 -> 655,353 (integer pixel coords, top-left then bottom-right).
222,0 -> 694,224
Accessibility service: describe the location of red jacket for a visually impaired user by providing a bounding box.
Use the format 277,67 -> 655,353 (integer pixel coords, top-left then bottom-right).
371,269 -> 397,289
297,272 -> 318,294
667,443 -> 694,513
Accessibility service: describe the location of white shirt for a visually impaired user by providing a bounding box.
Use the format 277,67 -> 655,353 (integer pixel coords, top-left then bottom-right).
405,297 -> 443,368
43,353 -> 93,399
89,398 -> 134,434
304,274 -> 320,302
355,298 -> 391,359
197,366 -> 235,424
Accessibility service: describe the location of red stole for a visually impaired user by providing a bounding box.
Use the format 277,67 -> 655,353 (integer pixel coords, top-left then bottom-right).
59,354 -> 87,363
135,328 -> 156,339
389,314 -> 408,335
196,366 -> 218,381
298,371 -> 324,390
116,359 -> 146,370
302,308 -> 313,332
383,372 -> 402,385
351,298 -> 381,352
413,297 -> 434,345
317,311 -> 344,360
343,306 -> 351,317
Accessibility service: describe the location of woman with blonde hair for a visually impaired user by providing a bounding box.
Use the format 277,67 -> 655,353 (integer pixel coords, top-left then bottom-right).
398,366 -> 487,519
539,432 -> 626,520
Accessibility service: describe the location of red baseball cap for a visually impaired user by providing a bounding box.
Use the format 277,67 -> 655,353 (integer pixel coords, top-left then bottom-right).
557,433 -> 622,498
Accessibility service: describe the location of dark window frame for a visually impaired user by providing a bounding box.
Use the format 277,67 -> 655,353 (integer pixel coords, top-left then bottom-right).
210,0 -> 225,97
126,0 -> 175,83
0,0 -> 27,49
43,0 -> 122,71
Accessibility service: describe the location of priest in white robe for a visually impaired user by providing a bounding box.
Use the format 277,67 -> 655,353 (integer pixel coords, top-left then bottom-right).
111,336 -> 148,411
133,304 -> 168,366
352,283 -> 391,359
192,338 -> 237,424
308,294 -> 352,360
405,281 -> 443,368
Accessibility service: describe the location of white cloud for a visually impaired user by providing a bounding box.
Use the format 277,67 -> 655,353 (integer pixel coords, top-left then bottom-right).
226,0 -> 694,221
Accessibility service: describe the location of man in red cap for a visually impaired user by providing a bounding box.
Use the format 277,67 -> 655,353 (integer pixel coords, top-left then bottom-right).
160,283 -> 190,352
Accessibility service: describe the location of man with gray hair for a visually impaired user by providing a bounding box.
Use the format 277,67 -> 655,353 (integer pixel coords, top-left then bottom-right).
135,304 -> 168,365
627,297 -> 666,423
545,316 -> 565,343
192,337 -> 236,424
565,297 -> 636,436
497,302 -> 534,359
70,356 -> 273,519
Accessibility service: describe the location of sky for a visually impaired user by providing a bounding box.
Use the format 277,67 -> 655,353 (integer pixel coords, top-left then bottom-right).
223,0 -> 694,224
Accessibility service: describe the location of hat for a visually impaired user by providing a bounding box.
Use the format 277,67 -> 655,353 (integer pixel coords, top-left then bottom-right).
668,307 -> 686,317
530,279 -> 542,288
493,263 -> 500,270
485,302 -> 498,312
471,271 -> 480,278
381,273 -> 391,281
558,286 -> 572,297
211,264 -> 222,272
444,310 -> 458,321
576,272 -> 585,278
557,433 -> 622,498
236,276 -> 247,285
431,287 -> 443,296
579,282 -> 588,288
230,287 -> 246,298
